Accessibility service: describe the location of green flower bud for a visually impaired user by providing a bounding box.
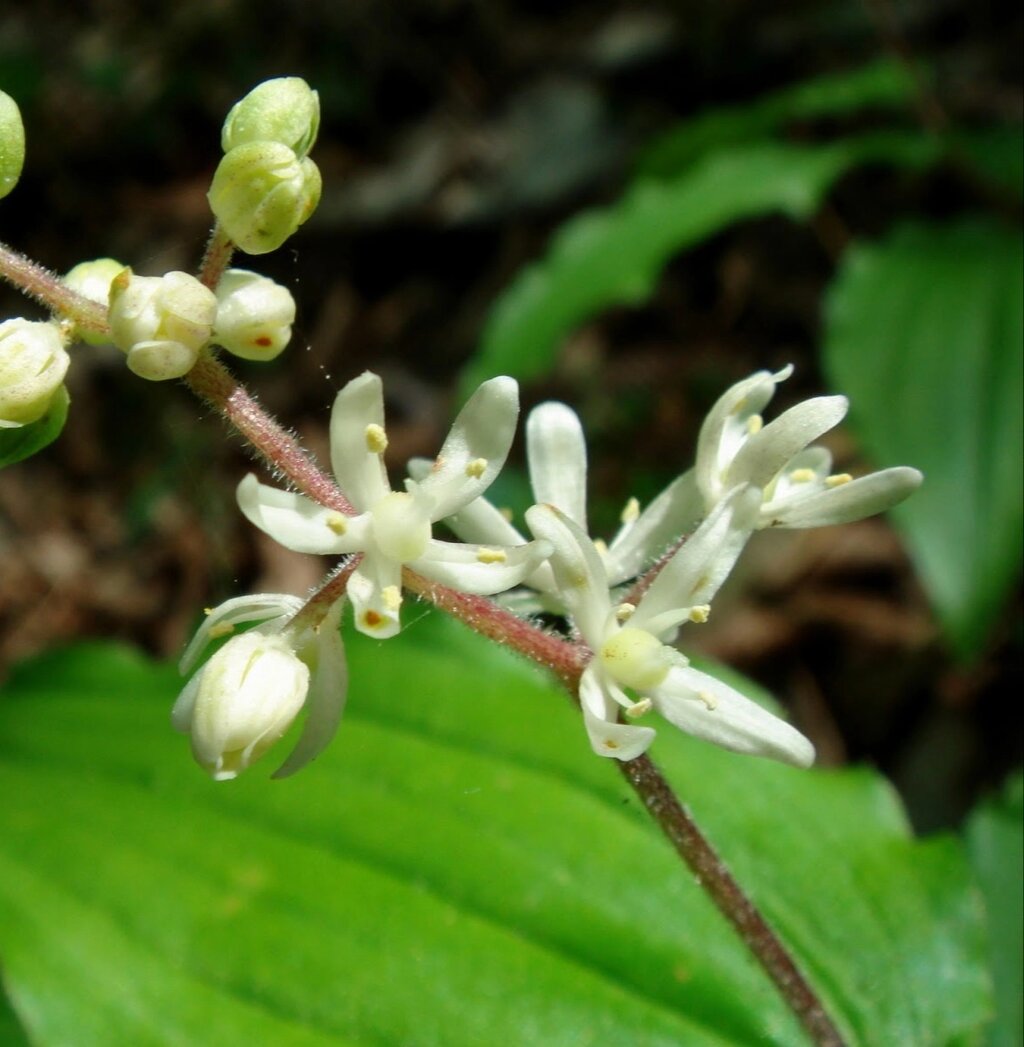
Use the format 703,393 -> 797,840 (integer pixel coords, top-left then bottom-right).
209,142 -> 321,255
64,258 -> 126,346
0,90 -> 25,201
221,77 -> 320,159
213,268 -> 296,361
108,269 -> 217,381
0,319 -> 70,428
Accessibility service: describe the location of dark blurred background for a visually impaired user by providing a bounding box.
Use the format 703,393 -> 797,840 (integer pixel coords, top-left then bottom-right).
0,0 -> 1020,831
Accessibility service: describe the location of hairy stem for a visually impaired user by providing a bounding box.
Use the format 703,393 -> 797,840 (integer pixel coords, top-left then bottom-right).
618,754 -> 847,1047
197,223 -> 235,290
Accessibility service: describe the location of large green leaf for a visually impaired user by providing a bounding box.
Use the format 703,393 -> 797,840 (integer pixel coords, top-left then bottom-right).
459,133 -> 939,399
637,59 -> 917,180
823,220 -> 1024,659
967,774 -> 1024,1047
0,623 -> 990,1046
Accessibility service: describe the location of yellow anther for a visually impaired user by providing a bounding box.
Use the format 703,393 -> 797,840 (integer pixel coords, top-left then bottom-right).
476,547 -> 507,564
826,472 -> 853,487
626,698 -> 652,718
465,457 -> 488,479
616,602 -> 636,622
325,512 -> 348,535
364,423 -> 388,454
381,585 -> 403,612
746,413 -> 763,435
499,507 -> 514,522
688,604 -> 711,624
696,690 -> 718,710
789,468 -> 817,484
593,538 -> 609,557
203,607 -> 213,616
620,497 -> 640,525
209,622 -> 235,639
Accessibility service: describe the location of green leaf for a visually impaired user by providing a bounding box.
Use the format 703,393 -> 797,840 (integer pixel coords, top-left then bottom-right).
0,626 -> 990,1046
637,59 -> 918,180
823,220 -> 1024,659
967,774 -> 1024,1047
459,133 -> 939,400
0,386 -> 69,469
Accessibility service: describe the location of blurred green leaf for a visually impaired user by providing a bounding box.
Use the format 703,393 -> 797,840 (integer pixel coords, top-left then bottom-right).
637,59 -> 917,180
0,386 -> 69,469
460,133 -> 939,400
954,126 -> 1024,200
967,773 -> 1024,1047
0,624 -> 990,1046
0,989 -> 30,1047
824,220 -> 1023,659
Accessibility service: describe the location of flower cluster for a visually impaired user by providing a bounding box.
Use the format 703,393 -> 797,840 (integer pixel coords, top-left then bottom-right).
175,365 -> 922,780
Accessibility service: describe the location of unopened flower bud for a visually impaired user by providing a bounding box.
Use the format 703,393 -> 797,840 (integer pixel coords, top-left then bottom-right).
108,269 -> 217,380
221,77 -> 320,159
0,90 -> 25,201
173,631 -> 310,780
64,258 -> 125,346
0,319 -> 70,428
208,142 -> 321,255
213,268 -> 296,361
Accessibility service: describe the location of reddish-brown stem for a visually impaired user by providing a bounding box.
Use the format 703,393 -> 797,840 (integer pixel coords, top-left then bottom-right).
618,754 -> 848,1046
197,223 -> 235,290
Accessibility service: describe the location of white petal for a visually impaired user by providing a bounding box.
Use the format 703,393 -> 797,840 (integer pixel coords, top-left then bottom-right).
171,671 -> 202,732
526,402 -> 588,528
762,466 -> 923,529
651,665 -> 815,767
347,552 -> 404,638
524,504 -> 612,649
729,396 -> 847,490
273,605 -> 348,778
328,371 -> 391,511
696,365 -> 792,504
579,666 -> 655,760
632,485 -> 758,634
417,376 -> 519,520
237,474 -> 370,555
178,592 -> 305,674
411,538 -> 551,595
606,469 -> 704,586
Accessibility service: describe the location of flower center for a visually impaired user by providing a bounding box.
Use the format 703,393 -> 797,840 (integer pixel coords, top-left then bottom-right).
599,627 -> 672,692
371,491 -> 432,562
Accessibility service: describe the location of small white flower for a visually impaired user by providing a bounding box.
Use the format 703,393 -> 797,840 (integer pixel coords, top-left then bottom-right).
414,400 -> 704,609
108,268 -> 217,380
172,594 -> 346,780
0,319 -> 70,428
525,491 -> 815,767
212,268 -> 296,361
238,371 -> 550,637
696,365 -> 922,528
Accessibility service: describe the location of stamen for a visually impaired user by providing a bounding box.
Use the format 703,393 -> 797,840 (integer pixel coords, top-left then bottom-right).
476,547 -> 507,564
465,457 -> 488,479
616,602 -> 636,622
626,698 -> 652,718
209,622 -> 235,639
688,604 -> 711,624
696,690 -> 718,710
381,585 -> 403,611
826,472 -> 853,487
620,497 -> 640,525
789,467 -> 817,483
325,512 -> 348,535
364,423 -> 388,454
746,414 -> 763,435
593,538 -> 609,557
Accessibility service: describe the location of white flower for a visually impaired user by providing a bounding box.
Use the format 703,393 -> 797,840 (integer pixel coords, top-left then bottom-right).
0,319 -> 69,428
238,371 -> 550,637
696,365 -> 922,528
212,268 -> 296,361
108,269 -> 217,380
172,594 -> 346,780
525,490 -> 815,767
413,400 -> 703,610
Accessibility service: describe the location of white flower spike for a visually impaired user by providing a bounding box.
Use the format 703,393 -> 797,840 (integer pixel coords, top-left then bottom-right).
238,371 -> 550,637
172,594 -> 347,780
696,365 -> 922,528
525,492 -> 815,768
